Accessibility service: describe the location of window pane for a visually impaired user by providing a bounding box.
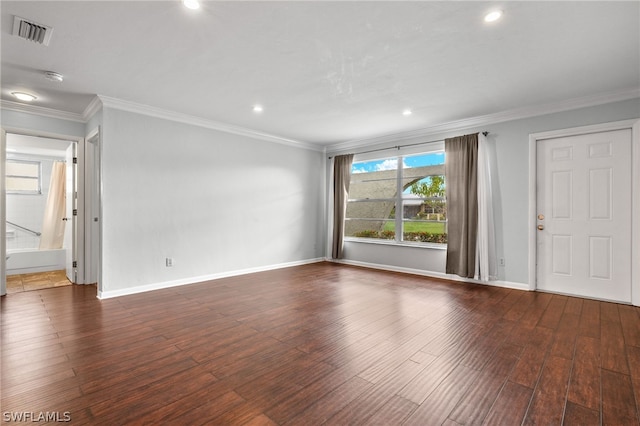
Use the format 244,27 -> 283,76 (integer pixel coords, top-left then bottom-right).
402,153 -> 447,244
350,158 -> 398,199
345,219 -> 396,240
401,196 -> 446,221
6,160 -> 41,193
352,158 -> 399,174
6,161 -> 39,177
6,177 -> 39,192
345,200 -> 396,239
401,194 -> 447,243
403,152 -> 445,168
402,153 -> 445,192
347,157 -> 399,240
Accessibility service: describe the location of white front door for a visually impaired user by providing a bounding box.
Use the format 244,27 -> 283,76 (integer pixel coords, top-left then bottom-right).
65,143 -> 77,283
536,129 -> 632,302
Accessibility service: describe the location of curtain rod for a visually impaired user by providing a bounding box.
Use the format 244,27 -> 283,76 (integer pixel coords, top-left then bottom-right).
328,132 -> 488,159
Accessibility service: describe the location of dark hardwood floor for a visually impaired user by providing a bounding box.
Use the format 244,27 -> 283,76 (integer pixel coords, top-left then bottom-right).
2,262 -> 639,425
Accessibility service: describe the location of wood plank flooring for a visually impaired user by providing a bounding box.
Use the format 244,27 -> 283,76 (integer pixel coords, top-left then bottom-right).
2,262 -> 639,425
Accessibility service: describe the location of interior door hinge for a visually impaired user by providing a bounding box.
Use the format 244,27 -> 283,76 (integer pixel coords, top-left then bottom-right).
73,157 -> 78,164
73,209 -> 78,216
72,261 -> 78,268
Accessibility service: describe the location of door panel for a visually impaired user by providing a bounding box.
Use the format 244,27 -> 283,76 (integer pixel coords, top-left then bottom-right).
536,129 -> 632,302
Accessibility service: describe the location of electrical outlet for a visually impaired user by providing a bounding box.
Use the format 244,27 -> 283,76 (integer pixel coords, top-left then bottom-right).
499,257 -> 505,267
166,257 -> 173,267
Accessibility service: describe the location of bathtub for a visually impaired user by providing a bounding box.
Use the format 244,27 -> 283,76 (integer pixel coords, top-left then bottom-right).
6,248 -> 66,275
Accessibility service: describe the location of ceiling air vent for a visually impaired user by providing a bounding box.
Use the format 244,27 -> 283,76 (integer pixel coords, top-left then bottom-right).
12,16 -> 53,46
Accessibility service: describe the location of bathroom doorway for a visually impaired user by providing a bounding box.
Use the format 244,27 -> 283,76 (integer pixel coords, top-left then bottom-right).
5,133 -> 74,292
2,128 -> 100,295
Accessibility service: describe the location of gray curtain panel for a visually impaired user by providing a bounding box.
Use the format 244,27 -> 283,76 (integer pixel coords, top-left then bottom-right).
445,133 -> 478,278
332,154 -> 354,259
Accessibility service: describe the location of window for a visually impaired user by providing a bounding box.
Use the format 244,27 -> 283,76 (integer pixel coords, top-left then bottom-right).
6,159 -> 41,194
345,149 -> 447,245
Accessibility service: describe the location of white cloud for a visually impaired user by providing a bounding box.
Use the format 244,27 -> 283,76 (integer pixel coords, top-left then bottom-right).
375,159 -> 398,171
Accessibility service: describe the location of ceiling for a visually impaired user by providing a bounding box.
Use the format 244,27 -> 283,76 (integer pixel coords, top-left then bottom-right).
1,1 -> 639,147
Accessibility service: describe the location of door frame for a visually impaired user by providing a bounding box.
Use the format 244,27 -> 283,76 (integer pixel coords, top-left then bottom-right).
84,126 -> 102,290
65,141 -> 79,283
0,126 -> 95,294
528,118 -> 640,305
1,129 -> 6,296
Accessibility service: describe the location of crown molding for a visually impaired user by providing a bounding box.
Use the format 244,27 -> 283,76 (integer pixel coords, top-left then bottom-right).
4,87 -> 637,154
0,99 -> 85,123
96,95 -> 324,152
327,87 -> 640,153
82,95 -> 103,121
1,94 -> 322,152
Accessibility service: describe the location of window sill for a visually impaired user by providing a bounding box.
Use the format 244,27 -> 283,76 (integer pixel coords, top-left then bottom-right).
7,192 -> 42,195
344,237 -> 447,250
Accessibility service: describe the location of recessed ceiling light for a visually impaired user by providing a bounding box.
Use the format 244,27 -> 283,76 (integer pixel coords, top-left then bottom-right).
402,109 -> 412,116
484,10 -> 503,23
11,92 -> 37,102
253,105 -> 264,113
182,0 -> 200,10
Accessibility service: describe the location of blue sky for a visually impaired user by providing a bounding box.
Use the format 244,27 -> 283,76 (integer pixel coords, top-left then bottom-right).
352,152 -> 444,174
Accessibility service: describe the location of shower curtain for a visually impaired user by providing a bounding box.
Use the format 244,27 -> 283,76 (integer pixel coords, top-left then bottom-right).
39,162 -> 66,249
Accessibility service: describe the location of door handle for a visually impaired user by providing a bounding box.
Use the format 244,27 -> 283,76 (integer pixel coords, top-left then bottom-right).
537,225 -> 544,230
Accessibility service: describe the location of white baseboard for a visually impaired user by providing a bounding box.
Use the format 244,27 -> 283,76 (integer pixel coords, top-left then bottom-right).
97,257 -> 325,299
330,258 -> 530,291
97,256 -> 528,299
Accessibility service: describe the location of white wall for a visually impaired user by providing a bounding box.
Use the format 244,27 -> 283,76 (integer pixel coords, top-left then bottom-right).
99,107 -> 325,295
2,110 -> 85,137
329,98 -> 640,287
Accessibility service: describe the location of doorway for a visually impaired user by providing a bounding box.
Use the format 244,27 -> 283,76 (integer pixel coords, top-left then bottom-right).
529,120 -> 640,304
1,128 -> 101,296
